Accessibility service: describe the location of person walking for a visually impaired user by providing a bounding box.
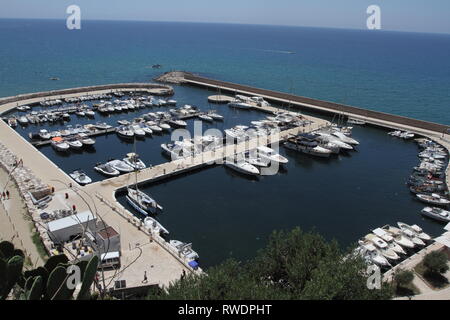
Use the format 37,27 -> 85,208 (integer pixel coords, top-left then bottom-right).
6,190 -> 10,200
142,271 -> 148,284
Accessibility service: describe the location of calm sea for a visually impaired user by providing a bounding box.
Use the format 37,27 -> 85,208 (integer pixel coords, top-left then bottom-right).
2,19 -> 450,268
1,19 -> 450,124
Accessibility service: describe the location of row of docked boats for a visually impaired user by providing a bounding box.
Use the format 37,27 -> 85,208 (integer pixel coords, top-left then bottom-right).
50,134 -> 96,152
228,95 -> 271,110
354,222 -> 432,268
406,139 -> 450,223
284,126 -> 359,158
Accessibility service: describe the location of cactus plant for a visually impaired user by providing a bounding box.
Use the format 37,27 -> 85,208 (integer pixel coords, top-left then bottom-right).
76,255 -> 99,300
0,255 -> 24,299
27,276 -> 43,300
46,266 -> 68,300
0,241 -> 14,259
44,254 -> 69,273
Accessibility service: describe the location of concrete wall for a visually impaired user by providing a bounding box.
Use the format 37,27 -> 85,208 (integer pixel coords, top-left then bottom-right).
184,74 -> 450,134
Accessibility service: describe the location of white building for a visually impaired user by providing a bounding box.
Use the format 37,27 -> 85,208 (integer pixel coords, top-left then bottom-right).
47,211 -> 97,243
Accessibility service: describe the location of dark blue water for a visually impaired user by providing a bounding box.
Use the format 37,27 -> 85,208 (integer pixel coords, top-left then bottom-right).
1,19 -> 450,124
3,19 -> 449,268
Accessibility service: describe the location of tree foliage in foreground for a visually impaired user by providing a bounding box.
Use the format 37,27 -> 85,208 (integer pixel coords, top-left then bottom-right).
423,251 -> 449,275
148,228 -> 394,300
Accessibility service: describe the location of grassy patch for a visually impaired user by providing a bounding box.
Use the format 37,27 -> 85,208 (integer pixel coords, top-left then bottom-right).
414,262 -> 450,290
31,230 -> 49,262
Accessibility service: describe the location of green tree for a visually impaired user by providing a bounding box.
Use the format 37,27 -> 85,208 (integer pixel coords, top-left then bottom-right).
423,251 -> 449,275
148,228 -> 394,300
394,270 -> 414,288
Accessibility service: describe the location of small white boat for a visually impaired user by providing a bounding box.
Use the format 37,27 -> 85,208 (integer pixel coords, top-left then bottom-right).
284,134 -> 332,158
144,216 -> 169,235
39,129 -> 51,140
168,119 -> 187,128
116,126 -> 135,140
224,159 -> 260,176
95,122 -> 112,130
85,110 -> 95,117
158,122 -> 171,131
397,222 -> 431,241
420,207 -> 450,223
331,130 -> 359,145
130,124 -> 146,138
356,243 -> 391,267
66,138 -> 83,150
123,153 -> 146,170
69,170 -> 92,185
400,228 -> 426,247
78,133 -> 95,146
229,101 -> 253,109
416,193 -> 450,206
169,240 -> 199,261
94,162 -> 120,177
127,187 -> 162,216
18,116 -> 29,125
208,112 -> 223,120
51,138 -> 70,152
362,235 -> 400,261
198,114 -> 214,122
107,160 -> 134,173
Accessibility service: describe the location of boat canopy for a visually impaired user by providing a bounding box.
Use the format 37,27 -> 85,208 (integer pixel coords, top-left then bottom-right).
52,137 -> 63,142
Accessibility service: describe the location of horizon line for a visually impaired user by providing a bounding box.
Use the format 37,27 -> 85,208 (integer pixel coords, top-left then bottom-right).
0,17 -> 449,36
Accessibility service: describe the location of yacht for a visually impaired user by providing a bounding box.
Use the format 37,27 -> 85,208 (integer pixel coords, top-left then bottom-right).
69,170 -> 92,185
397,222 -> 431,241
371,228 -> 406,255
224,159 -> 260,176
224,125 -> 249,141
331,130 -> 359,145
107,160 -> 134,173
284,134 -> 332,157
127,187 -> 162,216
94,162 -> 120,177
168,119 -> 187,128
416,193 -> 450,206
161,140 -> 199,160
420,207 -> 450,223
381,225 -> 415,249
314,132 -> 353,150
169,240 -> 199,261
123,153 -> 146,170
144,216 -> 169,235
229,101 -> 253,109
256,146 -> 289,164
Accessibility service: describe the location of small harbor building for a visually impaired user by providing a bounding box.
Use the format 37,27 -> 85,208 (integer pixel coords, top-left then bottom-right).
47,211 -> 97,243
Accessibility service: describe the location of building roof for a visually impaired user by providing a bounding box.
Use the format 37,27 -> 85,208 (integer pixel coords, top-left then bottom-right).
101,251 -> 120,260
47,211 -> 96,232
98,226 -> 119,240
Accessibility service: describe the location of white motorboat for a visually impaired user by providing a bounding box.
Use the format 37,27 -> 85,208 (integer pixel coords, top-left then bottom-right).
95,122 -> 112,130
168,119 -> 187,128
362,235 -> 400,261
107,160 -> 134,173
208,112 -> 223,120
136,123 -> 153,135
256,146 -> 289,164
158,122 -> 171,131
161,141 -> 199,160
117,120 -> 130,126
331,130 -> 359,145
400,131 -> 415,139
129,124 -> 146,138
400,228 -> 426,247
244,152 -> 269,167
314,132 -> 353,150
116,126 -> 135,140
381,225 -> 415,249
229,101 -> 253,109
123,153 -> 146,170
371,228 -> 406,255
78,133 -> 96,146
421,207 -> 450,223
69,170 -> 92,185
169,240 -> 199,261
76,110 -> 85,117
66,138 -> 83,150
51,138 -> 70,152
224,159 -> 260,176
85,110 -> 95,117
144,216 -> 169,235
146,121 -> 163,133
198,114 -> 213,122
94,162 -> 120,177
397,222 -> 431,241
416,193 -> 450,206
38,129 -> 51,140
356,243 -> 391,267
18,116 -> 29,125
284,134 -> 332,158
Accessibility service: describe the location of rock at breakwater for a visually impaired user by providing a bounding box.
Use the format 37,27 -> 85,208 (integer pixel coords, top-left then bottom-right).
154,71 -> 194,84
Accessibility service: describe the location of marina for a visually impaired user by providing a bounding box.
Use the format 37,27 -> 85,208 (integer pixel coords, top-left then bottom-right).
1,79 -> 449,273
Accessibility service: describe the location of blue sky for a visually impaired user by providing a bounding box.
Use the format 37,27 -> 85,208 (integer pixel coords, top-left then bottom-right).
1,0 -> 449,34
